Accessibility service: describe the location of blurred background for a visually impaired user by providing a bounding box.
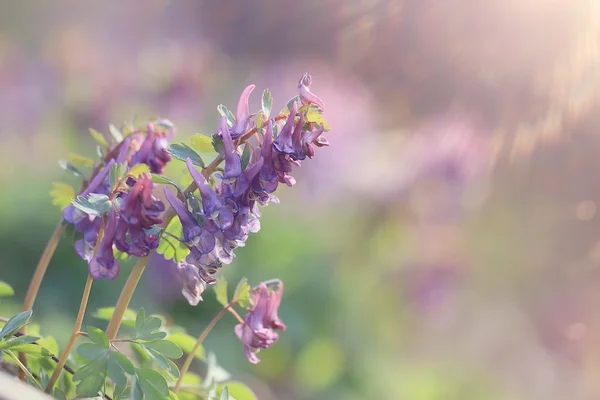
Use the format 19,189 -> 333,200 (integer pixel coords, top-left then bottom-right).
1,0 -> 600,399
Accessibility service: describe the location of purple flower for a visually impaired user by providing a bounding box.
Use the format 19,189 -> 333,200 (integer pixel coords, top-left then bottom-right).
130,123 -> 173,174
235,281 -> 286,364
163,186 -> 204,244
298,72 -> 325,111
89,210 -> 120,280
231,84 -> 255,138
176,261 -> 208,306
220,116 -> 242,179
114,174 -> 165,257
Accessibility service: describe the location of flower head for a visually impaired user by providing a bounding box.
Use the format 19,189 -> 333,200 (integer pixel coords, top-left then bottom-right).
235,281 -> 286,364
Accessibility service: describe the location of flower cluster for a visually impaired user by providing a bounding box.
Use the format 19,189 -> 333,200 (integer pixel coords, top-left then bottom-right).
235,281 -> 286,364
167,74 -> 329,305
63,122 -> 173,279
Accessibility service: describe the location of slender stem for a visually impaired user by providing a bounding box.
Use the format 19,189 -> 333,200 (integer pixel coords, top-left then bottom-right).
6,350 -> 44,390
45,274 -> 94,392
23,220 -> 65,311
227,307 -> 245,324
18,220 -> 65,379
105,255 -> 150,339
173,302 -> 235,394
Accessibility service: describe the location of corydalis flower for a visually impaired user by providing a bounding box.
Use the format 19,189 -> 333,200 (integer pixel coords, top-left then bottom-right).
130,122 -> 174,174
298,72 -> 325,111
235,281 -> 286,364
89,210 -> 120,280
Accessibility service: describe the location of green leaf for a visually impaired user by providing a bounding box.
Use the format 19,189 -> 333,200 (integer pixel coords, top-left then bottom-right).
157,217 -> 190,262
138,317 -> 162,339
107,352 -> 128,387
58,160 -> 85,178
67,153 -> 95,167
168,143 -> 205,168
89,128 -> 109,147
151,174 -> 182,192
93,307 -> 137,328
190,134 -> 217,153
167,332 -> 204,361
168,391 -> 180,400
217,381 -> 257,400
110,350 -> 135,375
0,281 -> 14,297
214,276 -> 228,306
0,335 -> 40,350
110,162 -> 127,189
87,326 -> 109,348
142,340 -> 183,359
211,133 -> 225,157
8,343 -> 52,357
240,145 -> 251,171
50,182 -> 76,210
71,193 -> 113,216
262,89 -> 273,118
135,308 -> 146,334
131,376 -> 144,400
142,347 -> 180,378
232,277 -> 251,308
76,343 -> 108,360
109,124 -> 124,143
305,105 -> 331,131
217,104 -> 235,127
75,374 -> 105,398
220,385 -> 230,400
53,387 -> 67,400
74,356 -> 108,397
127,163 -> 151,178
137,368 -> 170,397
114,384 -> 130,400
0,310 -> 32,339
282,95 -> 300,116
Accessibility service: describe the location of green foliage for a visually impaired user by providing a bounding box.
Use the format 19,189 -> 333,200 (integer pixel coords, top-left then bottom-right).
67,153 -> 95,167
282,95 -> 300,115
214,276 -> 228,306
211,133 -> 225,157
127,163 -> 151,178
0,281 -> 14,297
157,217 -> 190,262
261,89 -> 273,118
167,332 -> 205,361
93,307 -> 137,328
240,144 -> 251,171
168,143 -> 205,168
110,162 -> 128,189
50,182 -> 76,210
305,105 -> 331,131
190,134 -> 216,153
219,385 -> 230,400
58,159 -> 85,179
136,368 -> 170,400
217,104 -> 235,127
233,278 -> 251,308
109,123 -> 124,143
217,381 -> 257,400
89,128 -> 109,147
152,173 -> 183,192
71,193 -> 113,216
0,310 -> 32,340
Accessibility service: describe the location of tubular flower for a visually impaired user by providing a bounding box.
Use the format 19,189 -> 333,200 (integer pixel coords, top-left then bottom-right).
235,281 -> 286,364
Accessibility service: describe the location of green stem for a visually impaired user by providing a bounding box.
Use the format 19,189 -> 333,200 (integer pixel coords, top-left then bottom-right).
173,302 -> 235,394
105,255 -> 150,340
45,274 -> 94,392
6,350 -> 44,391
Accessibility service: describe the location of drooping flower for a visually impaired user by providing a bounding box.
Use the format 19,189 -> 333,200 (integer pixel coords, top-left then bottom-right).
88,210 -> 120,280
130,123 -> 173,174
176,261 -> 208,306
235,281 -> 286,364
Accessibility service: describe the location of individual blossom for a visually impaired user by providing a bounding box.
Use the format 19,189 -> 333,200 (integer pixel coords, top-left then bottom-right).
230,84 -> 255,138
298,72 -> 325,111
235,281 -> 287,364
130,122 -> 173,174
88,210 -> 120,280
176,260 -> 208,306
113,173 -> 165,257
